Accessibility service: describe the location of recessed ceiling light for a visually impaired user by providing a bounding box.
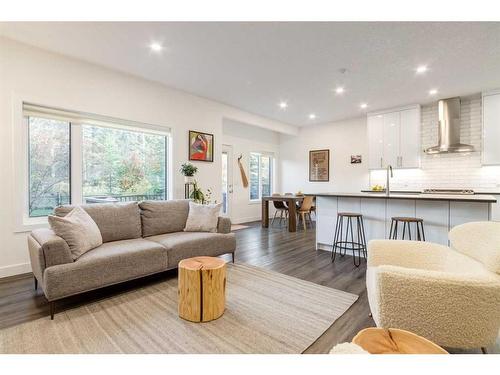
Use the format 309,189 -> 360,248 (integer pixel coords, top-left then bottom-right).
308,113 -> 316,120
360,103 -> 368,109
335,87 -> 345,94
279,101 -> 288,109
429,89 -> 438,95
416,65 -> 428,74
149,42 -> 163,52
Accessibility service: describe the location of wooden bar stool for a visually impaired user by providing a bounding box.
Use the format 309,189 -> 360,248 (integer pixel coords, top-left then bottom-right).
331,212 -> 367,267
389,217 -> 426,241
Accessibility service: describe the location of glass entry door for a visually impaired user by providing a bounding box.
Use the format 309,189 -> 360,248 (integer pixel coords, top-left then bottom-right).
221,144 -> 233,216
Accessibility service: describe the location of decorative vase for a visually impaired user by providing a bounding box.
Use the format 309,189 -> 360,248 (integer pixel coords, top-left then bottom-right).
184,176 -> 194,184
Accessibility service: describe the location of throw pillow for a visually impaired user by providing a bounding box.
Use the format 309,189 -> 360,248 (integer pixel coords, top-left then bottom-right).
184,201 -> 222,233
48,206 -> 103,260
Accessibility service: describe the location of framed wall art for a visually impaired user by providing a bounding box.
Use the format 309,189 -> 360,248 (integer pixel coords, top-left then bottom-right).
351,155 -> 362,164
189,130 -> 214,162
309,149 -> 330,182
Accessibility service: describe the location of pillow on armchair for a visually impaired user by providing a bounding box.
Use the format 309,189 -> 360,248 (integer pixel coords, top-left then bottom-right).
184,202 -> 222,233
48,206 -> 103,260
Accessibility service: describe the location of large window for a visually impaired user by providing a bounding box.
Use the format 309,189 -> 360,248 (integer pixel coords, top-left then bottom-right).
28,118 -> 70,217
25,105 -> 169,218
249,152 -> 273,201
82,125 -> 166,204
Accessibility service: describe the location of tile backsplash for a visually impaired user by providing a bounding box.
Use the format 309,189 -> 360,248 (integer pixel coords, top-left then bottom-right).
369,95 -> 500,192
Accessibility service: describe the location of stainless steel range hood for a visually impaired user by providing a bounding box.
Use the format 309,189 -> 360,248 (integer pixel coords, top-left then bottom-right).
424,97 -> 475,154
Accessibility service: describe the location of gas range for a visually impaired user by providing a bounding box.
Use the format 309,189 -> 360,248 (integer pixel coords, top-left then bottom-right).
422,188 -> 475,195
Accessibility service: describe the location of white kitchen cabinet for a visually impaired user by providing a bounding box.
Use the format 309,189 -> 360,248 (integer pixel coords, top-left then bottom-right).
383,111 -> 400,167
368,105 -> 420,170
316,196 -> 338,247
367,114 -> 384,169
399,107 -> 421,168
360,198 -> 386,242
482,92 -> 500,165
415,200 -> 449,245
450,202 -> 490,228
490,195 -> 500,222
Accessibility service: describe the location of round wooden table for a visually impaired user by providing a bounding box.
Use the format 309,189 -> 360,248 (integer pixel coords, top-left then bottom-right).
352,328 -> 448,354
178,256 -> 227,323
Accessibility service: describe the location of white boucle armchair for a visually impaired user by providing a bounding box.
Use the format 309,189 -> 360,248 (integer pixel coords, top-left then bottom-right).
366,221 -> 500,351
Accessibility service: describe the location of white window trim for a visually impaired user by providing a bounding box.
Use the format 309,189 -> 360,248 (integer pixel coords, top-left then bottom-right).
12,95 -> 171,232
249,152 -> 274,203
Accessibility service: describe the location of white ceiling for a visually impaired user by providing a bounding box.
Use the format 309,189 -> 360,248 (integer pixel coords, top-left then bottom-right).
2,22 -> 500,127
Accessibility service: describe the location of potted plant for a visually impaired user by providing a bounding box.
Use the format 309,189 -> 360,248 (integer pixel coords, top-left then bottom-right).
189,183 -> 216,205
180,162 -> 198,184
190,181 -> 205,203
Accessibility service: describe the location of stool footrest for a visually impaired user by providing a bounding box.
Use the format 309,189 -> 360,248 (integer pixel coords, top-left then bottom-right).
332,214 -> 367,267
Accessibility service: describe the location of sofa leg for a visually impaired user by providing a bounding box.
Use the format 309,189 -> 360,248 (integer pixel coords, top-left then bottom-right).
231,252 -> 235,263
34,276 -> 38,291
49,301 -> 55,320
481,347 -> 488,354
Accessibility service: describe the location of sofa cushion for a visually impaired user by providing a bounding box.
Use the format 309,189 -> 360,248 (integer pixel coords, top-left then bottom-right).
48,206 -> 103,260
139,200 -> 189,236
146,232 -> 236,268
43,238 -> 168,300
55,202 -> 142,243
184,202 -> 222,233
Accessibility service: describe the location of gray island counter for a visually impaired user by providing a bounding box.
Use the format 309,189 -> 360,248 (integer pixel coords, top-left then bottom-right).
311,192 -> 496,249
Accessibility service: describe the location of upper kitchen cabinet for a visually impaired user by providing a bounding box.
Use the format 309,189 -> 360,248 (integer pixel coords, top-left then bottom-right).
367,114 -> 384,169
399,107 -> 421,168
382,111 -> 400,167
367,105 -> 421,169
482,91 -> 500,165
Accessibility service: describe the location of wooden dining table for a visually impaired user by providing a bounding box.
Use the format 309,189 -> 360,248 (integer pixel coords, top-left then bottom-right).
261,195 -> 304,232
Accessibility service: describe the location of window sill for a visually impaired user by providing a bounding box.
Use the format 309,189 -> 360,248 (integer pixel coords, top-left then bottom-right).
14,217 -> 49,233
249,200 -> 262,205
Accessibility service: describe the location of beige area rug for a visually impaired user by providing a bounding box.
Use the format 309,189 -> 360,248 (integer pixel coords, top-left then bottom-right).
0,264 -> 358,354
231,224 -> 250,231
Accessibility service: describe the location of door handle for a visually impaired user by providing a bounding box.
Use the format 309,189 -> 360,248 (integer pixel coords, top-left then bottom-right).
380,157 -> 383,168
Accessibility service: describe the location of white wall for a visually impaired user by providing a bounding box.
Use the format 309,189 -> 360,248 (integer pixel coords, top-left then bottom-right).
0,37 -> 297,277
279,117 -> 369,194
222,119 -> 280,224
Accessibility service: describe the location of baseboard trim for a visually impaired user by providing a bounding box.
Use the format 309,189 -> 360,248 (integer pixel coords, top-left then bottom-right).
0,262 -> 32,279
232,216 -> 262,225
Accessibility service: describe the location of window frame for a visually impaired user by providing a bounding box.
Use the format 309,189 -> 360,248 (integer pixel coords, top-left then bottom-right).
248,151 -> 274,203
14,98 -> 171,232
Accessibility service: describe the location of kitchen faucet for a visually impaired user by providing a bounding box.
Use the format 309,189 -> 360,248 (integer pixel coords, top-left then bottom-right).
386,165 -> 393,196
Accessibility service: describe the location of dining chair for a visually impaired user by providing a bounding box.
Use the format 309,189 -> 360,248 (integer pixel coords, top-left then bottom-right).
271,193 -> 288,227
283,192 -> 301,211
310,196 -> 316,217
297,196 -> 314,231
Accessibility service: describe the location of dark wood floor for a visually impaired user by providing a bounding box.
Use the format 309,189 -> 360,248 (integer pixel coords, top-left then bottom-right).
233,221 -> 374,353
0,220 -> 497,353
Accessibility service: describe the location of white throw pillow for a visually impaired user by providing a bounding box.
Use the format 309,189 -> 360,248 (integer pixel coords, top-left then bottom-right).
48,206 -> 103,260
184,202 -> 222,233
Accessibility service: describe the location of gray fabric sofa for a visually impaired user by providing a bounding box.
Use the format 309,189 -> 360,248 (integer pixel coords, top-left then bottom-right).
27,200 -> 236,319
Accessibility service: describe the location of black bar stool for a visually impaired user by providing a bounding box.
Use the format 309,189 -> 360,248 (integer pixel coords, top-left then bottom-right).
331,212 -> 367,267
389,217 -> 426,241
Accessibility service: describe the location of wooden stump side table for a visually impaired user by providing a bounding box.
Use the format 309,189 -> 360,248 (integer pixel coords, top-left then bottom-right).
178,256 -> 227,323
352,328 -> 448,354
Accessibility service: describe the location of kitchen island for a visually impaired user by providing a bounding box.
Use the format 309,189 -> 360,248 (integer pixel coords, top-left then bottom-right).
312,192 -> 497,249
